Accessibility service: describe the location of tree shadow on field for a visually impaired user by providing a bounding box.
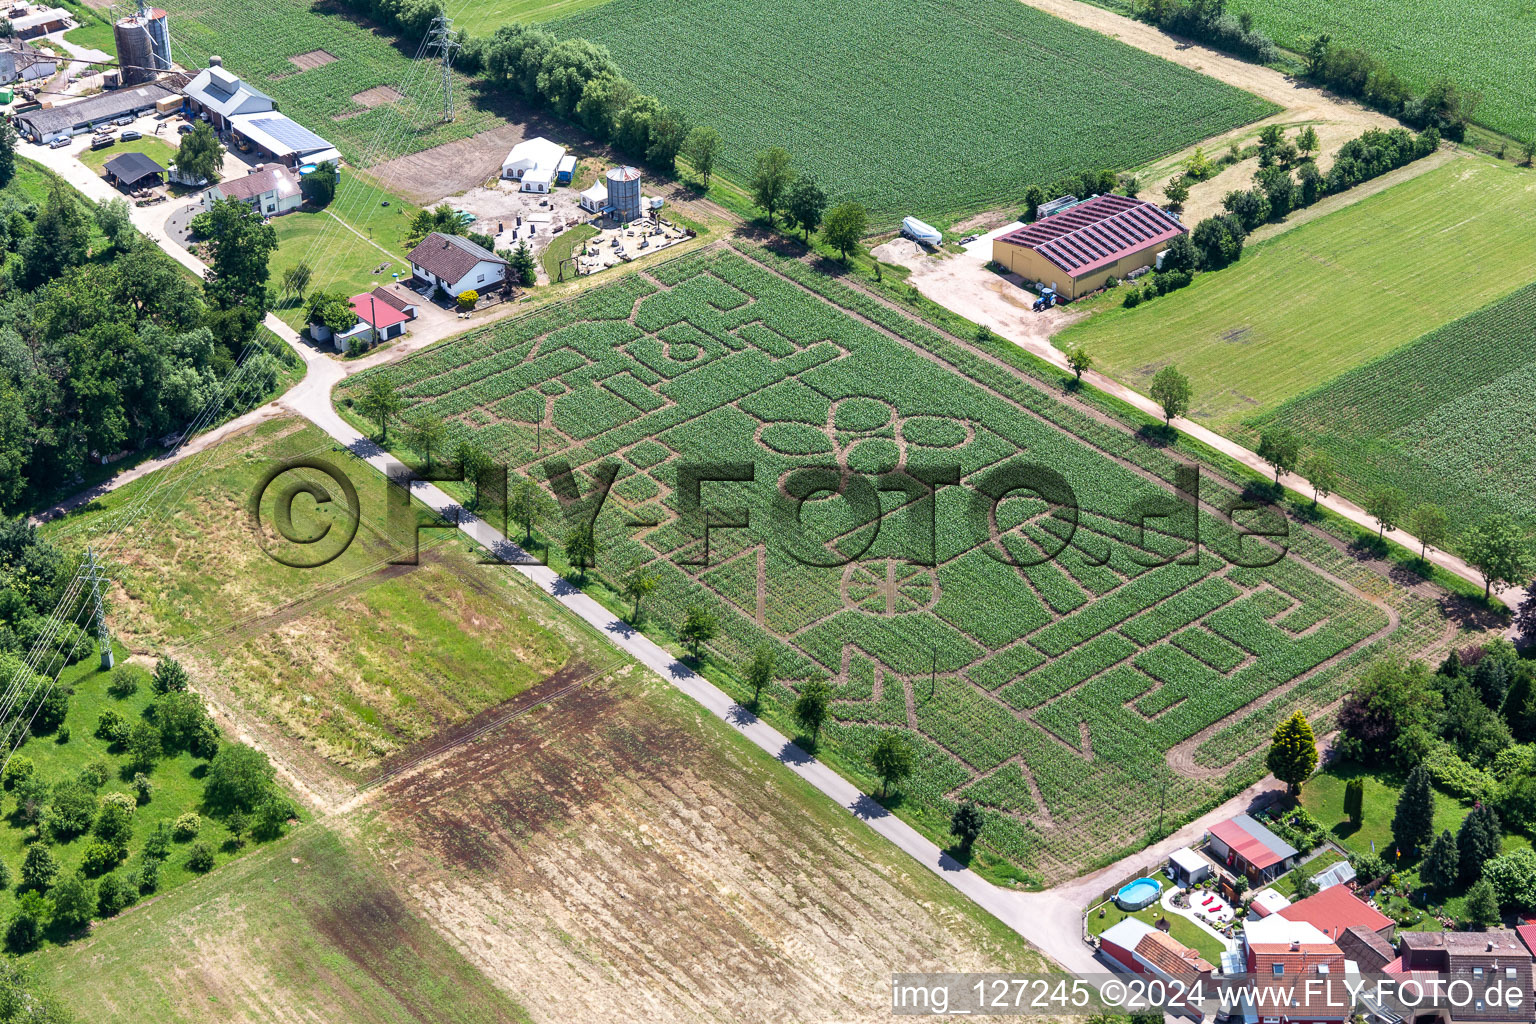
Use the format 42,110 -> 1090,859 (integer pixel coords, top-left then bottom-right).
1135,423 -> 1178,448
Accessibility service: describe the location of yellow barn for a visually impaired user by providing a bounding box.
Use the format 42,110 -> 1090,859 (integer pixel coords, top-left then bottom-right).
991,194 -> 1186,299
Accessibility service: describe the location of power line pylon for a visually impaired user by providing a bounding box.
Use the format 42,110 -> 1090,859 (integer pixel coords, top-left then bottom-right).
426,16 -> 461,122
81,547 -> 114,670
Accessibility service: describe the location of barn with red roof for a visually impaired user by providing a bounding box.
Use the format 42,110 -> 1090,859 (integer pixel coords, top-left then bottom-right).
1206,814 -> 1298,883
990,193 -> 1186,299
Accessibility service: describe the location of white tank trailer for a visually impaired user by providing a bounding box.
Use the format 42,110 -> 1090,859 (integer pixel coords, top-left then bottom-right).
606,165 -> 642,223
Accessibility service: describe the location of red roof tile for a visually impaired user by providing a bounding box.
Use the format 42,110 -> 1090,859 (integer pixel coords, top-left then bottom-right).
1134,930 -> 1215,977
995,194 -> 1185,279
1248,943 -> 1348,1018
1279,886 -> 1393,939
350,293 -> 408,330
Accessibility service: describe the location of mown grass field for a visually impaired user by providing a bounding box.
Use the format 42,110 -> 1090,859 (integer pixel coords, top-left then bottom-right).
1056,158 -> 1536,431
1231,0 -> 1536,142
78,137 -> 181,176
1252,283 -> 1536,538
335,241 -> 1443,882
454,0 -> 614,33
554,0 -> 1276,224
269,173 -> 422,329
44,419 -> 603,775
34,825 -> 532,1023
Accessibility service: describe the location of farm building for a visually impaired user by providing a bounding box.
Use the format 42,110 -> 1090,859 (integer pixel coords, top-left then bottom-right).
13,83 -> 179,143
501,137 -> 565,181
102,152 -> 165,190
10,6 -> 70,38
1278,885 -> 1393,939
407,232 -> 508,297
0,38 -> 55,84
205,163 -> 302,217
991,193 -> 1186,300
228,113 -> 340,168
1205,814 -> 1298,883
182,62 -> 274,129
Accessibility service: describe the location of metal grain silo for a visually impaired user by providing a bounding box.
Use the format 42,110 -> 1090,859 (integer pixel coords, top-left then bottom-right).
145,8 -> 172,71
113,16 -> 155,86
605,165 -> 642,222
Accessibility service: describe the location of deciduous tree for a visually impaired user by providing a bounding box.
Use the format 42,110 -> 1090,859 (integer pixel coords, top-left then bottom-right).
176,121 -> 224,184
678,604 -> 717,659
1257,427 -> 1300,483
749,147 -> 795,224
821,202 -> 867,262
793,677 -> 832,747
1407,504 -> 1449,559
1301,451 -> 1338,507
681,126 -> 720,186
744,646 -> 774,707
401,411 -> 447,470
1366,485 -> 1407,539
1149,365 -> 1191,425
563,522 -> 598,581
1462,514 -> 1533,601
869,731 -> 913,797
1067,347 -> 1093,381
356,376 -> 403,442
621,566 -> 655,622
1465,877 -> 1501,928
784,174 -> 827,242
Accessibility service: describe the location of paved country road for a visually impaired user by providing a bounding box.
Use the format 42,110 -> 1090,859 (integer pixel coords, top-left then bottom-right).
23,131 -> 1504,977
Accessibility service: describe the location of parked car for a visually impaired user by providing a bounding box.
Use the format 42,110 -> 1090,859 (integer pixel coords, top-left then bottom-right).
90,135 -> 114,150
113,116 -> 133,127
177,123 -> 193,135
48,137 -> 71,149
120,130 -> 142,141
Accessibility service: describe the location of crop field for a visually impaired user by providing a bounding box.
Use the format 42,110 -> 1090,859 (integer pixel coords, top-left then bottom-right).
337,243 -> 1444,881
157,0 -> 503,166
44,419 -> 612,788
1253,283 -> 1536,538
1230,0 -> 1536,141
1055,158 -> 1536,431
553,0 -> 1277,224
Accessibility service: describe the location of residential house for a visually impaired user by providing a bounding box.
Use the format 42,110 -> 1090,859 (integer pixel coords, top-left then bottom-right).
1337,925 -> 1396,974
205,164 -> 302,217
407,232 -> 507,298
325,292 -> 410,351
1396,931 -> 1534,1024
1099,918 -> 1214,1019
1243,921 -> 1350,1024
1278,885 -> 1394,942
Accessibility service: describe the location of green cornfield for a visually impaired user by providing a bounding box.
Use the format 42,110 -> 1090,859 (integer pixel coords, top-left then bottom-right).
1254,283 -> 1536,539
338,243 -> 1443,883
554,0 -> 1277,224
1231,0 -> 1536,142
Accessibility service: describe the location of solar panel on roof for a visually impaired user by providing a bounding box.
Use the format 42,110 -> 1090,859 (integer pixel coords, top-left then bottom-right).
247,115 -> 331,153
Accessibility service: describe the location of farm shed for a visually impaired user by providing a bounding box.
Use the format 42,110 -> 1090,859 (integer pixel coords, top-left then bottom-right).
11,7 -> 70,38
501,136 -> 565,180
206,163 -> 302,217
991,193 -> 1185,300
14,83 -> 178,143
1166,847 -> 1211,887
0,38 -> 55,84
102,151 -> 165,189
407,231 -> 507,297
1205,814 -> 1297,882
182,63 -> 274,129
227,112 -> 340,168
366,284 -> 418,321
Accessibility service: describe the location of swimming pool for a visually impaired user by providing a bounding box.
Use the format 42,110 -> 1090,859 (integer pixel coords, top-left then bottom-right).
1115,877 -> 1162,911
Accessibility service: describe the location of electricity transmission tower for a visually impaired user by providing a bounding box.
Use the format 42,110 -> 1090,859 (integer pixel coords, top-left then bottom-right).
426,16 -> 461,122
81,547 -> 115,670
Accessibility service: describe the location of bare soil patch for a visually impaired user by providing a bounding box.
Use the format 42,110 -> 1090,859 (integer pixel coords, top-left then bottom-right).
351,84 -> 403,107
289,49 -> 338,71
356,669 -> 1052,1022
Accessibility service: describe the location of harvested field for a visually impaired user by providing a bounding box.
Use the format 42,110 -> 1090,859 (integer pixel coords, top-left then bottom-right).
352,84 -> 404,107
367,121 -> 557,205
289,48 -> 338,71
358,667 -> 1055,1023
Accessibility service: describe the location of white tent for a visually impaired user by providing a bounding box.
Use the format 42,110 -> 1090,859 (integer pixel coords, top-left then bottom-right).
579,181 -> 608,213
521,167 -> 556,194
501,136 -> 566,179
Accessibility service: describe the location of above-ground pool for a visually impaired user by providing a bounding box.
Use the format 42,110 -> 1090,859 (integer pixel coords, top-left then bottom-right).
1115,877 -> 1162,911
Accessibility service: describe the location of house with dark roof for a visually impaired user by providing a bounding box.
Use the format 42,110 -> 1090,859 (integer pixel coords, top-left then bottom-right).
1337,924 -> 1396,973
1207,814 -> 1298,883
1397,931 -> 1534,1024
407,232 -> 508,298
206,164 -> 302,217
990,193 -> 1186,299
1278,886 -> 1393,941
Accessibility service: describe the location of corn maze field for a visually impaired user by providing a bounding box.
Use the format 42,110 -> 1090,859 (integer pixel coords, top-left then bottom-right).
343,244 -> 1447,882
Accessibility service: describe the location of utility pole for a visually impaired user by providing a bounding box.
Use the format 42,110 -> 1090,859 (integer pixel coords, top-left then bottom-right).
81,547 -> 114,670
426,16 -> 461,122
